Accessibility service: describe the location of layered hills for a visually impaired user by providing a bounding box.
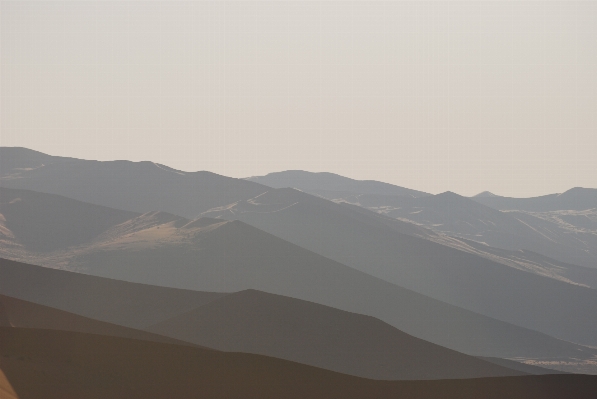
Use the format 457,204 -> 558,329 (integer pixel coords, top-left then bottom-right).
0,258 -> 224,329
2,328 -> 596,399
1,198 -> 594,365
354,190 -> 597,269
247,171 -> 596,269
147,289 -> 522,380
202,188 -> 597,347
0,294 -> 196,347
0,280 -> 523,381
0,147 -> 268,218
474,187 -> 597,212
2,149 -> 596,380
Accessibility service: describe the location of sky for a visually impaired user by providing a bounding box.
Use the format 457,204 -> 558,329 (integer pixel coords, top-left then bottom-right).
1,1 -> 596,197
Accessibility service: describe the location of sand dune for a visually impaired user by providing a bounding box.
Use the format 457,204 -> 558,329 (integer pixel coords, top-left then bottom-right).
0,184 -> 594,358
0,294 -> 200,347
2,259 -> 570,376
0,187 -> 137,252
2,210 -> 595,364
202,188 -> 597,347
0,263 -> 530,380
148,289 -> 523,380
2,328 -> 596,399
0,369 -> 18,399
0,258 -> 225,329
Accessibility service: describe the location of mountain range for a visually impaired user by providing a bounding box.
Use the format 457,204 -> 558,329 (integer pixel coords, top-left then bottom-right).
247,170 -> 597,269
1,147 -> 596,397
1,189 -> 594,365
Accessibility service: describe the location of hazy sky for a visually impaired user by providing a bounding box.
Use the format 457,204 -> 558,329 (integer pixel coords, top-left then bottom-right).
2,1 -> 596,197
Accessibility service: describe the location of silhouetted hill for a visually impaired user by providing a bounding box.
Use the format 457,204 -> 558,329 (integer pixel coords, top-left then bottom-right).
0,147 -> 269,218
3,213 -> 592,363
334,189 -> 597,268
0,147 -> 77,177
2,328 -> 596,399
474,191 -> 498,198
1,185 -> 594,362
247,170 -> 429,198
0,258 -> 225,329
148,289 -> 523,380
202,188 -> 597,348
474,187 -> 597,212
0,294 -> 197,347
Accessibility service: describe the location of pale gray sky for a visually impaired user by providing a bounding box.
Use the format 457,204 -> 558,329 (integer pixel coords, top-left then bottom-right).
1,1 -> 596,197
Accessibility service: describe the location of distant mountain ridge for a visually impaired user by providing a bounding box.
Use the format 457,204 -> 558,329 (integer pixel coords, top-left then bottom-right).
244,169 -> 596,268
247,170 -> 430,198
0,147 -> 269,218
0,147 -> 78,177
473,187 -> 597,212
474,191 -> 498,198
351,190 -> 597,269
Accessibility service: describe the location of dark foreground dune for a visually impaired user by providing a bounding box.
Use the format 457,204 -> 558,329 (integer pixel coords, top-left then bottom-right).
148,289 -> 523,380
0,258 -> 225,329
1,328 -> 596,399
0,294 -> 199,348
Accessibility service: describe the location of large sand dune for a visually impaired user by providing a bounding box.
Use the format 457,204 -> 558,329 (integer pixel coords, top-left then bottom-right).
2,328 -> 597,399
202,188 -> 597,347
148,289 -> 523,380
3,216 -> 592,363
0,258 -> 225,329
0,294 -> 199,347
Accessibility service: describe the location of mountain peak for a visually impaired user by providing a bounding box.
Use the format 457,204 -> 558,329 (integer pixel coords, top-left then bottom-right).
435,191 -> 465,199
474,191 -> 498,198
559,187 -> 596,196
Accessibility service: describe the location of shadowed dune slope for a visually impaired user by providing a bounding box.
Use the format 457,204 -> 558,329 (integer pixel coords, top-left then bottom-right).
202,188 -> 597,347
0,294 -> 199,348
2,235 -> 594,362
0,259 -> 225,329
0,187 -> 138,252
1,328 -> 597,399
148,289 -> 523,380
